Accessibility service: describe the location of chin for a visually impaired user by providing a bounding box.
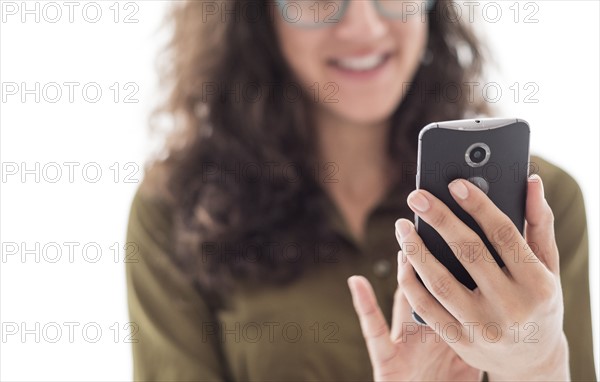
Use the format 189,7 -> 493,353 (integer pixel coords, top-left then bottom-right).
334,108 -> 395,127
328,95 -> 403,127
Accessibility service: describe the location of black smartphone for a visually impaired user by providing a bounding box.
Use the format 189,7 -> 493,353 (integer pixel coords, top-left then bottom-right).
411,118 -> 530,324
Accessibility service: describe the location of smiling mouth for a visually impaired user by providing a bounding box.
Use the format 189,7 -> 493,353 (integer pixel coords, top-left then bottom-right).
328,52 -> 393,72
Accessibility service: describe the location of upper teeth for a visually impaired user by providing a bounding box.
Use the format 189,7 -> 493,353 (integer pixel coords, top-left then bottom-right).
335,54 -> 386,71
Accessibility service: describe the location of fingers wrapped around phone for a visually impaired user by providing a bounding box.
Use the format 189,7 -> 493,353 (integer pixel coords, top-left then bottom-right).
399,177 -> 557,307
444,178 -> 555,286
395,218 -> 475,325
396,248 -> 465,334
399,191 -> 509,301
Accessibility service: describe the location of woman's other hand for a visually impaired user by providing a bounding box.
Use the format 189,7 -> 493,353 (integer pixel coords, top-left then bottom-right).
348,274 -> 482,381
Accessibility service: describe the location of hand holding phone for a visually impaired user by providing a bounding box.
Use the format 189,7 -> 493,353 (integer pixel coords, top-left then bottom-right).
410,118 -> 530,324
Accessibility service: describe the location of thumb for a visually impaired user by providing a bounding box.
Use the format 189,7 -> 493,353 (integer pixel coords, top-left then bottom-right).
524,173 -> 559,274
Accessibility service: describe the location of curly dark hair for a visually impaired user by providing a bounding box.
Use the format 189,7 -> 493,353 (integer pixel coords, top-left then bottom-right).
142,0 -> 490,301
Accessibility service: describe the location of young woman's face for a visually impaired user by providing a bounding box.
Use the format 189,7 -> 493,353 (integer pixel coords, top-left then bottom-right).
274,1 -> 429,126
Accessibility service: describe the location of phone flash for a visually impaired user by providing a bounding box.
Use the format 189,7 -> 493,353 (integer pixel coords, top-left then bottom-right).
467,176 -> 489,194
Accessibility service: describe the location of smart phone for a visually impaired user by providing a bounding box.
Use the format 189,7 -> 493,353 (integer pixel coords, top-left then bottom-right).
411,118 -> 530,324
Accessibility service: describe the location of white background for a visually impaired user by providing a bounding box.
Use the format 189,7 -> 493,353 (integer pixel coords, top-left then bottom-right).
1,1 -> 598,380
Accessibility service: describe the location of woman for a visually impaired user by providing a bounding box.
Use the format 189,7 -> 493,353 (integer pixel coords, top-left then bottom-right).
125,0 -> 596,380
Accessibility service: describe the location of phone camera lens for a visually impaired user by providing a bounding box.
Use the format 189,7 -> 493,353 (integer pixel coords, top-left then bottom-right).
465,143 -> 490,167
470,147 -> 486,163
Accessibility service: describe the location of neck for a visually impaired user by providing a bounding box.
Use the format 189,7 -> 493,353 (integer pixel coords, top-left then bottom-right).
315,108 -> 394,198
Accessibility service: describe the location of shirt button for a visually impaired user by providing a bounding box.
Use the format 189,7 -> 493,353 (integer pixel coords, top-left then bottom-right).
373,259 -> 392,278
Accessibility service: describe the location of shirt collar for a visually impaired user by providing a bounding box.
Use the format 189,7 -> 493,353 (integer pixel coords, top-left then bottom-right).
321,179 -> 414,252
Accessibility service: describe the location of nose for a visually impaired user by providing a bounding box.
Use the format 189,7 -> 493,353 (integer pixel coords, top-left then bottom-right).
333,0 -> 387,42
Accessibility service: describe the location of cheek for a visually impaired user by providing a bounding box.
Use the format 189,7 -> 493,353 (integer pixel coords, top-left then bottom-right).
394,20 -> 428,75
275,25 -> 324,86
385,21 -> 428,96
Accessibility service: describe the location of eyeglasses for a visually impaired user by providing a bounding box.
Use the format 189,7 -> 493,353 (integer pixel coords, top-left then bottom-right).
275,0 -> 437,28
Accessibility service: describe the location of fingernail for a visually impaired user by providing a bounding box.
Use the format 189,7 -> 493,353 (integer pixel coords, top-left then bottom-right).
347,275 -> 357,289
529,174 -> 544,193
449,179 -> 469,200
407,191 -> 430,212
395,219 -> 412,240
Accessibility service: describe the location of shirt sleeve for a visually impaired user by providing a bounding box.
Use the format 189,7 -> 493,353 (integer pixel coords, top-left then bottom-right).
125,187 -> 230,381
538,157 -> 597,382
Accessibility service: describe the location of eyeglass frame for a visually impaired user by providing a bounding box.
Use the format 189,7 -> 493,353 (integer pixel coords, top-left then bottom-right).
275,0 -> 438,28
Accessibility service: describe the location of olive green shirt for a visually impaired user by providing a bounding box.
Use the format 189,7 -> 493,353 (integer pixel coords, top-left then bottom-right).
125,155 -> 596,381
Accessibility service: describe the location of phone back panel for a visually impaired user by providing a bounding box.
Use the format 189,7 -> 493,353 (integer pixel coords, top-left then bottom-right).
416,119 -> 530,290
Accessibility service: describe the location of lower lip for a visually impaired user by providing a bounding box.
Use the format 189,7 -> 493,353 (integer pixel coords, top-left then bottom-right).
328,54 -> 392,81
